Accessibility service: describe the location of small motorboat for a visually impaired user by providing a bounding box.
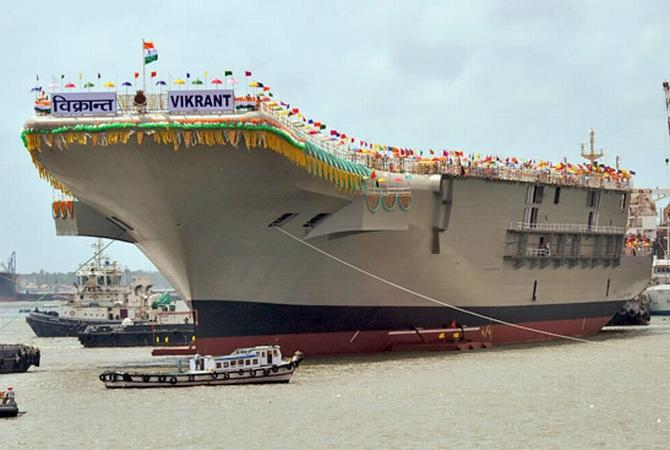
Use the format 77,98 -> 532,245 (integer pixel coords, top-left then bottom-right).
99,345 -> 303,389
0,387 -> 18,418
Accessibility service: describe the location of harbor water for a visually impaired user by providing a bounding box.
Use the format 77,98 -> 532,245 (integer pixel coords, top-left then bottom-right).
1,301 -> 669,449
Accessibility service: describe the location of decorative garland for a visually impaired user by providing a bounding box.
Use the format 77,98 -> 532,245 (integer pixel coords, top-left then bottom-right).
21,119 -> 372,194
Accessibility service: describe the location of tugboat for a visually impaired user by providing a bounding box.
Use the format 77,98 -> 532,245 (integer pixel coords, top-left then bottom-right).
78,292 -> 194,347
0,344 -> 40,374
26,239 -> 190,337
0,387 -> 18,418
99,345 -> 303,388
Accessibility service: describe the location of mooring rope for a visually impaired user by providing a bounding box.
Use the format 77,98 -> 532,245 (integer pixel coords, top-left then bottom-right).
274,225 -> 601,345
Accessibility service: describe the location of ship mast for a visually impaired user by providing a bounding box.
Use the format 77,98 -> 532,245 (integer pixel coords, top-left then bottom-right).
94,238 -> 104,267
580,129 -> 604,164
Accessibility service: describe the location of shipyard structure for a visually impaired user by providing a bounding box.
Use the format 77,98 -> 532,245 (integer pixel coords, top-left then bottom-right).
0,252 -> 17,302
21,84 -> 651,355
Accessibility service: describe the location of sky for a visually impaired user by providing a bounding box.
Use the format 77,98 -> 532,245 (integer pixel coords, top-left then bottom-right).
2,0 -> 670,273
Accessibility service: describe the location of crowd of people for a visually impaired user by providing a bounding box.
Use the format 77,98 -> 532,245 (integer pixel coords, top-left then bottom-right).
624,234 -> 653,255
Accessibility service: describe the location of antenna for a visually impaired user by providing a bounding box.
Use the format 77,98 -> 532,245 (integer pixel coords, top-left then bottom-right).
580,128 -> 604,164
663,81 -> 670,137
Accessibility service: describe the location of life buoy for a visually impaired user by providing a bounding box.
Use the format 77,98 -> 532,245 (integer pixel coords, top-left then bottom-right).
70,311 -> 75,316
142,375 -> 150,383
286,363 -> 294,371
238,369 -> 244,376
111,373 -> 118,382
271,365 -> 278,373
223,372 -> 230,380
263,368 -> 270,376
250,369 -> 256,377
99,374 -> 106,382
158,375 -> 166,383
169,376 -> 177,385
211,372 -> 219,380
188,374 -> 195,382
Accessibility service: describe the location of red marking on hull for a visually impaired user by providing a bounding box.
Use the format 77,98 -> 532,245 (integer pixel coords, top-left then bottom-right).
193,316 -> 611,356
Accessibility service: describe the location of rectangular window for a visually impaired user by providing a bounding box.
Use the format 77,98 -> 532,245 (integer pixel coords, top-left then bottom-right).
252,359 -> 258,365
554,187 -> 561,204
588,211 -> 599,229
524,207 -> 539,227
245,360 -> 251,366
533,186 -> 544,203
587,190 -> 601,208
620,193 -> 627,211
216,363 -> 221,369
606,278 -> 611,297
223,362 -> 229,368
531,280 -> 538,302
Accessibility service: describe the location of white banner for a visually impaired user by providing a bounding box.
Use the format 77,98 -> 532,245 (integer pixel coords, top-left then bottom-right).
51,92 -> 117,116
168,89 -> 235,113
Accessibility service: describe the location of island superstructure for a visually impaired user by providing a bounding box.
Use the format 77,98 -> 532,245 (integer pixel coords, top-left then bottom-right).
21,78 -> 651,355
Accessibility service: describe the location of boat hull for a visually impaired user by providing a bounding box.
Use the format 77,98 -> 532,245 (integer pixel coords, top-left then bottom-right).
78,323 -> 195,348
100,364 -> 296,389
25,311 -> 120,337
0,404 -> 18,418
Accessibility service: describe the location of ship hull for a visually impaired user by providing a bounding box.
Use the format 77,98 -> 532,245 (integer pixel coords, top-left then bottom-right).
26,311 -> 121,337
24,114 -> 652,355
0,272 -> 17,302
192,299 -> 620,355
78,323 -> 195,348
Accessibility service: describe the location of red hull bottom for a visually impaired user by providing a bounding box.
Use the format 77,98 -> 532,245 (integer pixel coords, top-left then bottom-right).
193,316 -> 611,356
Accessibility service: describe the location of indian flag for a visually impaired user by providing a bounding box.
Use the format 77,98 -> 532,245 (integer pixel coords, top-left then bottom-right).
144,41 -> 158,64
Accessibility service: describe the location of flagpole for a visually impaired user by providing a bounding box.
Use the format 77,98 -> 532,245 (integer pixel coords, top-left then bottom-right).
142,39 -> 146,92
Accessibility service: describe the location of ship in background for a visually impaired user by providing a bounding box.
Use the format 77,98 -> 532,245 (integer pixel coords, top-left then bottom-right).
0,252 -> 17,302
26,239 -> 191,337
21,62 -> 652,355
607,189 -> 656,325
645,202 -> 670,315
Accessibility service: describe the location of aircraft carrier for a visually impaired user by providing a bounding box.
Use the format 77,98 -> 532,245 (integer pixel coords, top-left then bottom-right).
21,88 -> 652,355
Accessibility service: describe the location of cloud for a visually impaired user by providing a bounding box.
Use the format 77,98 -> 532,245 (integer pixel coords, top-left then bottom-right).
3,1 -> 670,271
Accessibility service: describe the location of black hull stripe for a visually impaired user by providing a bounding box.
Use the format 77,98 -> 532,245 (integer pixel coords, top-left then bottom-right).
192,299 -> 625,338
